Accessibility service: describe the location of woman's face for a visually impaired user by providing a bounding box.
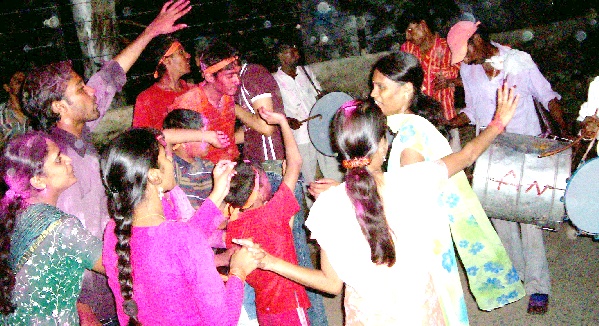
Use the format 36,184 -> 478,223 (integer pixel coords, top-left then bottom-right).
370,69 -> 411,116
157,145 -> 176,192
40,139 -> 76,193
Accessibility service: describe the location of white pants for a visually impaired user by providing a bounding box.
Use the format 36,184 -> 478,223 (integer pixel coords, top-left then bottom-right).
449,127 -> 461,153
297,142 -> 344,183
491,218 -> 551,295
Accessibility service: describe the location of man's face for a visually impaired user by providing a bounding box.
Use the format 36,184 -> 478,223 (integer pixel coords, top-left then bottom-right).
405,21 -> 426,46
278,46 -> 300,66
463,35 -> 486,65
5,71 -> 25,96
165,46 -> 191,77
61,71 -> 98,123
213,64 -> 241,96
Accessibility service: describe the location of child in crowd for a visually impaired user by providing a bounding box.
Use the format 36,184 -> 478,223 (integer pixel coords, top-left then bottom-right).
101,128 -> 262,325
225,108 -> 310,326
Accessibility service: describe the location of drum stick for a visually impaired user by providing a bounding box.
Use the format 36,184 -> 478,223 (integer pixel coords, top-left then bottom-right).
298,114 -> 322,124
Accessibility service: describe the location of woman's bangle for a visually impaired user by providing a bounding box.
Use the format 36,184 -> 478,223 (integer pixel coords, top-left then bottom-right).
488,118 -> 506,133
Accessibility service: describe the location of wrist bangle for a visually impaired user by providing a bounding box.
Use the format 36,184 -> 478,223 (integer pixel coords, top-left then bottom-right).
488,118 -> 505,133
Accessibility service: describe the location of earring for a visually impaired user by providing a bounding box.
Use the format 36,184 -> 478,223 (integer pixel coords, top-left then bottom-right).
158,186 -> 164,200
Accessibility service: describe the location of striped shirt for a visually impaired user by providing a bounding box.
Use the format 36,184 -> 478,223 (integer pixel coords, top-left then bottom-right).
401,35 -> 460,120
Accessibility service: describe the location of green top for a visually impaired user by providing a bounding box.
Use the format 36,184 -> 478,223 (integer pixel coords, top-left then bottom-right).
2,204 -> 102,325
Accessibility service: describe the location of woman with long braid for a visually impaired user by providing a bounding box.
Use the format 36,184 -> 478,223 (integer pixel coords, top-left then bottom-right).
1,132 -> 103,324
255,83 -> 519,325
100,128 -> 261,325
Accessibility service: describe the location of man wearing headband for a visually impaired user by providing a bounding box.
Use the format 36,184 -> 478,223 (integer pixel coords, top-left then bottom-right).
21,1 -> 192,324
133,36 -> 193,130
400,11 -> 462,151
170,40 -> 241,163
447,20 -> 568,315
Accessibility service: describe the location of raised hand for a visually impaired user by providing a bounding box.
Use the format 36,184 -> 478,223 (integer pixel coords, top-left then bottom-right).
209,160 -> 237,206
493,83 -> 520,127
146,0 -> 192,37
205,130 -> 231,148
258,107 -> 287,126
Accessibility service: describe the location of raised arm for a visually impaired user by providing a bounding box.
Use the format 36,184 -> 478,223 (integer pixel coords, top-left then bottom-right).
235,102 -> 277,136
113,0 -> 191,73
258,107 -> 302,191
162,129 -> 230,148
442,84 -> 519,176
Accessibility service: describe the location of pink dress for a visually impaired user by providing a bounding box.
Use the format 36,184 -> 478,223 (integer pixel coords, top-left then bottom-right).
102,197 -> 244,325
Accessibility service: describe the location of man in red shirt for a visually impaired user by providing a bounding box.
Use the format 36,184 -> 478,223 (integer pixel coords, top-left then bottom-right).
133,36 -> 193,130
170,40 -> 241,163
400,13 -> 462,151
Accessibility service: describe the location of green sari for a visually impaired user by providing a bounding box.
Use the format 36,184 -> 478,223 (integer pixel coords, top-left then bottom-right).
387,114 -> 525,311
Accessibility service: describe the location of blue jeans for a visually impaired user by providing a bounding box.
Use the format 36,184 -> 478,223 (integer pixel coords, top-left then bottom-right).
264,171 -> 329,326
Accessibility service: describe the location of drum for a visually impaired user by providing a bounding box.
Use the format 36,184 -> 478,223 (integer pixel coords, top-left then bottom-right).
307,92 -> 353,156
472,133 -> 572,230
564,158 -> 599,235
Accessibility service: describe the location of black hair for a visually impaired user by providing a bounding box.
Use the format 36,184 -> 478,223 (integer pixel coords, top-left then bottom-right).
371,52 -> 449,137
162,108 -> 205,130
223,161 -> 261,209
0,131 -> 50,315
332,99 -> 396,266
197,40 -> 239,75
147,35 -> 180,80
100,128 -> 162,326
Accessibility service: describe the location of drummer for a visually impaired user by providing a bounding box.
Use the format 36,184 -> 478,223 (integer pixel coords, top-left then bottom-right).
447,20 -> 570,314
273,41 -> 344,203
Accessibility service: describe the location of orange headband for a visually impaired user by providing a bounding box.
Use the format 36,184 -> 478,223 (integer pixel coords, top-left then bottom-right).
202,56 -> 239,75
153,41 -> 183,78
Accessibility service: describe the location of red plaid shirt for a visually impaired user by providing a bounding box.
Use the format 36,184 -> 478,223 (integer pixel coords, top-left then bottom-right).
401,35 -> 460,120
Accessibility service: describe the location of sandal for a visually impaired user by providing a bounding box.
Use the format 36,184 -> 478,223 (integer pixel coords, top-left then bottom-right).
527,293 -> 549,314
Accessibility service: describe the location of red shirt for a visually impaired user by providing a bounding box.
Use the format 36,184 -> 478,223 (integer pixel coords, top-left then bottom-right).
133,80 -> 193,130
401,35 -> 460,120
226,183 -> 310,315
170,82 -> 239,163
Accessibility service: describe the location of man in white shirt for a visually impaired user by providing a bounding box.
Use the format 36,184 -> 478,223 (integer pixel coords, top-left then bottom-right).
272,43 -> 344,198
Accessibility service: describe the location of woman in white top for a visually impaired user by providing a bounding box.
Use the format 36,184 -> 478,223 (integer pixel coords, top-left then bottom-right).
254,84 -> 519,325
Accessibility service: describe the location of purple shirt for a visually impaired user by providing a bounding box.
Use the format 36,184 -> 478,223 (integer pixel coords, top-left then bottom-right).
460,42 -> 560,136
238,63 -> 286,161
103,199 -> 244,325
50,60 -> 126,319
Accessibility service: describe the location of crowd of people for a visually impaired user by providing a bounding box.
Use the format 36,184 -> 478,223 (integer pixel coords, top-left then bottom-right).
0,1 -> 573,325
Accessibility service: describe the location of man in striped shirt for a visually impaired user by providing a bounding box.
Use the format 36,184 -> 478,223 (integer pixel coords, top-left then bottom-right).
401,13 -> 462,151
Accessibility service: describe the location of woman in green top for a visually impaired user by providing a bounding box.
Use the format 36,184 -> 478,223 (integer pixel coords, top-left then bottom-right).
0,132 -> 104,325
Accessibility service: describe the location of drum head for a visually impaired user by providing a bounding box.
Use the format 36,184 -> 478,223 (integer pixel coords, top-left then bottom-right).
565,158 -> 599,234
307,92 -> 353,156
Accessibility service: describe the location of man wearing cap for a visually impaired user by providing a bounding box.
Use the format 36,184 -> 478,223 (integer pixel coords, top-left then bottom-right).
401,12 -> 462,151
133,36 -> 193,130
21,1 -> 191,324
447,20 -> 568,315
170,40 -> 241,163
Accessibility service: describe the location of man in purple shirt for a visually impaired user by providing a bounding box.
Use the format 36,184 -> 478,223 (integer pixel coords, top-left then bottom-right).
447,21 -> 569,315
21,1 -> 191,324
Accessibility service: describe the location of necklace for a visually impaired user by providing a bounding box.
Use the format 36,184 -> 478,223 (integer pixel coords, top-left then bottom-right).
137,213 -> 166,221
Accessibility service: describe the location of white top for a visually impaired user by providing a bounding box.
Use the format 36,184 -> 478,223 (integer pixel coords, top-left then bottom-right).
306,162 -> 467,325
272,66 -> 322,144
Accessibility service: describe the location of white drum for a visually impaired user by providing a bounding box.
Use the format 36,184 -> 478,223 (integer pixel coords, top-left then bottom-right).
564,158 -> 599,235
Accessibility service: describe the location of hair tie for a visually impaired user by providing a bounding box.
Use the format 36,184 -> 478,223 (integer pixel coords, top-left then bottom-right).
122,299 -> 138,318
5,189 -> 20,200
342,157 -> 371,169
202,56 -> 239,75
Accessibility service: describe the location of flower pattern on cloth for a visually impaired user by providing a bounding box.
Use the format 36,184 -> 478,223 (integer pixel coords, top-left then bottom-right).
3,206 -> 102,325
387,113 -> 525,311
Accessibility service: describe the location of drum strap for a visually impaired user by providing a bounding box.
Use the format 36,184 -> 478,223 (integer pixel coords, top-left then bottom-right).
240,64 -> 277,161
300,66 -> 323,98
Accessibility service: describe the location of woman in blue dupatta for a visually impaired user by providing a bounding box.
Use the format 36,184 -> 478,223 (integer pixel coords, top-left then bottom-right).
0,131 -> 103,325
